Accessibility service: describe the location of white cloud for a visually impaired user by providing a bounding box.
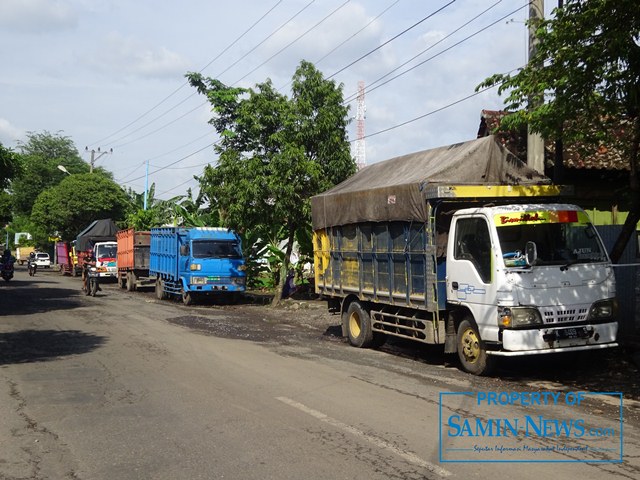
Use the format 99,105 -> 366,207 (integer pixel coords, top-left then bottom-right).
86,32 -> 192,80
0,118 -> 25,147
0,0 -> 77,33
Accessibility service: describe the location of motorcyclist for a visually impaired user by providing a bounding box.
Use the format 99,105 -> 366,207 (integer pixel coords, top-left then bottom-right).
27,251 -> 37,275
1,249 -> 13,264
81,251 -> 97,292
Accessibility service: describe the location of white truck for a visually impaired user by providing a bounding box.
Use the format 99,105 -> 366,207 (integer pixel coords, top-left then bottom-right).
311,136 -> 618,375
94,241 -> 117,278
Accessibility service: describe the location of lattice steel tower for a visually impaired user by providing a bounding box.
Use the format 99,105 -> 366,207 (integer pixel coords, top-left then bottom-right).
354,81 -> 366,170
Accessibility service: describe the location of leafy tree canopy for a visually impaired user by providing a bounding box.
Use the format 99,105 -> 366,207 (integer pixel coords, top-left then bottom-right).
11,131 -> 95,217
187,60 -> 355,301
30,173 -> 130,242
478,0 -> 640,262
0,142 -> 21,191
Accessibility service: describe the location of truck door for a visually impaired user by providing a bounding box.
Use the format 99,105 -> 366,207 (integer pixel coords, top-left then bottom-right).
447,216 -> 495,309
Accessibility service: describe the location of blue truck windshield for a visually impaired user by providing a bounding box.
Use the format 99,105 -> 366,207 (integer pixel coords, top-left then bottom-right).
192,240 -> 242,259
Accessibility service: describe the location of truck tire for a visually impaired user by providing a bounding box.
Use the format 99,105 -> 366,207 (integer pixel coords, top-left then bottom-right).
126,272 -> 136,292
117,274 -> 126,289
181,289 -> 193,306
155,278 -> 165,300
456,317 -> 494,375
345,301 -> 374,348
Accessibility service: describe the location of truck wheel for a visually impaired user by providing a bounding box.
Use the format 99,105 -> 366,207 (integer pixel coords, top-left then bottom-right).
181,289 -> 193,306
155,278 -> 165,300
126,272 -> 136,292
345,301 -> 374,348
456,317 -> 494,375
117,274 -> 125,289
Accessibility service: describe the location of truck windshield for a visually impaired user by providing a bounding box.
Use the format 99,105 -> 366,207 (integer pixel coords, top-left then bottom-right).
192,240 -> 242,259
96,245 -> 117,259
497,219 -> 608,267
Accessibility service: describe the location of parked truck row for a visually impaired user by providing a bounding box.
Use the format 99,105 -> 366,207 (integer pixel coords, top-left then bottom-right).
56,222 -> 247,305
48,136 -> 619,376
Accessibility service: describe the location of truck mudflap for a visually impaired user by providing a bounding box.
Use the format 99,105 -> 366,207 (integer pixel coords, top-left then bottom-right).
492,321 -> 618,356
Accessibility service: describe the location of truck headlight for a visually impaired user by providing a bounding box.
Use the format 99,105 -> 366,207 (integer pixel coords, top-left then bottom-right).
232,276 -> 246,286
499,307 -> 543,328
191,276 -> 207,285
588,299 -> 616,321
190,263 -> 202,271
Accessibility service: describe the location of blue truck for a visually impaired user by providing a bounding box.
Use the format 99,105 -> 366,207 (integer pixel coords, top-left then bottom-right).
149,227 -> 246,305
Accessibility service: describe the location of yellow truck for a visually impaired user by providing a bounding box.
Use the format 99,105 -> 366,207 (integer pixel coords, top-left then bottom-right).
15,246 -> 36,265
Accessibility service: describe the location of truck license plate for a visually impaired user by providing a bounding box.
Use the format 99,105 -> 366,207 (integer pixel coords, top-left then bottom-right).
556,327 -> 589,340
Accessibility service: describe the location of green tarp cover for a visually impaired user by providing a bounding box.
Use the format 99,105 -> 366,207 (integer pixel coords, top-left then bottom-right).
311,136 -> 550,230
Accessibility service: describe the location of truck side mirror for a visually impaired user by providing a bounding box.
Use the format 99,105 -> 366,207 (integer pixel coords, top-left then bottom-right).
179,244 -> 189,256
525,241 -> 538,266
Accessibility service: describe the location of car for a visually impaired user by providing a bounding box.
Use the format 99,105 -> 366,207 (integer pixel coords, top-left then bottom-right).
34,252 -> 51,268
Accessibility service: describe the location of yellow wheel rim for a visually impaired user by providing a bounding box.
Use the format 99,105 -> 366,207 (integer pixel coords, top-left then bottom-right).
349,311 -> 362,338
461,327 -> 480,364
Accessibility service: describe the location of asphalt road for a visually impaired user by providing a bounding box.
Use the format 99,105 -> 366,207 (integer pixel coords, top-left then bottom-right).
1,266 -> 639,479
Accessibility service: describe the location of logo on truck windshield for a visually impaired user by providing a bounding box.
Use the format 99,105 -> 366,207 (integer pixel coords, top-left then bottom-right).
499,212 -> 545,224
496,210 -> 579,226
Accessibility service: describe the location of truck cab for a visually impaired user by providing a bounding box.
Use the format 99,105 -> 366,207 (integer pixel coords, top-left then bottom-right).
94,241 -> 118,278
151,227 -> 246,305
447,204 -> 617,373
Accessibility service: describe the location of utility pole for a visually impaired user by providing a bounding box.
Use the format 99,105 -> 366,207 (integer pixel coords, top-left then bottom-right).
355,81 -> 367,170
85,147 -> 113,173
527,0 -> 545,174
144,160 -> 149,211
553,0 -> 564,183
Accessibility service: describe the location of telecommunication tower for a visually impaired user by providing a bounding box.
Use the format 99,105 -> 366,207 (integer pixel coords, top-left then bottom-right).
354,81 -> 366,170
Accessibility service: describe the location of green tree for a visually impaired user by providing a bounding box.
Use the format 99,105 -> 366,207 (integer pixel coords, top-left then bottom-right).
11,131 -> 93,217
478,0 -> 640,262
125,183 -> 180,230
187,60 -> 355,303
0,142 -> 21,191
0,143 -> 20,224
30,173 -> 130,242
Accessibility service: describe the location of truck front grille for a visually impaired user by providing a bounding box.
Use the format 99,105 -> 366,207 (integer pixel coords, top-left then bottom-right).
540,305 -> 589,324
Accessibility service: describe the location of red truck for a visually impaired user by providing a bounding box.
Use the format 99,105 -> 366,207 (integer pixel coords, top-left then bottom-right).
116,228 -> 151,291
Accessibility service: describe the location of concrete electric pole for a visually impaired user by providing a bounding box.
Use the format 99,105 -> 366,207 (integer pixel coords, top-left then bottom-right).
85,147 -> 113,173
527,0 -> 545,174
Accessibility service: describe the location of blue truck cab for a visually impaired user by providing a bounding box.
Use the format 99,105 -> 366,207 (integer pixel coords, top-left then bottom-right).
149,227 -> 246,305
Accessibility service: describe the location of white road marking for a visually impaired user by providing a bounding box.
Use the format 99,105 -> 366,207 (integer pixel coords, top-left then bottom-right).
276,396 -> 452,477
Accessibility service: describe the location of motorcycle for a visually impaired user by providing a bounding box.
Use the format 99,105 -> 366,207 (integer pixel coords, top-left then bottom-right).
83,266 -> 103,296
1,260 -> 14,282
28,259 -> 37,276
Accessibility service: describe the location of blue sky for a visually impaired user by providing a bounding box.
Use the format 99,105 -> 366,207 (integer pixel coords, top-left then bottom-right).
0,0 -> 550,199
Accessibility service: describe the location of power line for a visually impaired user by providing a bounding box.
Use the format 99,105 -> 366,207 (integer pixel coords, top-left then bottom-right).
342,0 -> 503,104
278,0 -> 400,91
111,2 -> 523,195
157,176 -> 200,198
216,0 -> 317,80
233,0 -> 351,85
104,0 -> 318,151
358,85 -> 496,141
90,1 -> 283,148
122,0 -> 454,170
315,0 -> 400,67
357,66 -> 522,142
123,140 -> 219,185
342,2 -> 529,109
327,0 -> 456,80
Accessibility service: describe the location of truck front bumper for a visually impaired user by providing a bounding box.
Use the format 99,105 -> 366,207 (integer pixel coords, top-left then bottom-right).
491,321 -> 618,356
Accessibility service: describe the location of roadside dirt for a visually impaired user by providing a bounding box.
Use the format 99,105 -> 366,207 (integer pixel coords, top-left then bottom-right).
154,287 -> 640,407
